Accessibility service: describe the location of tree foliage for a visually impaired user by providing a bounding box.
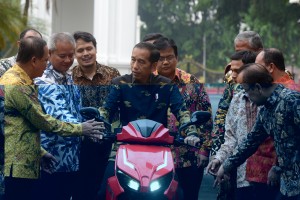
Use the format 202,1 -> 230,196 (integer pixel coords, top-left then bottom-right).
0,0 -> 26,55
139,0 -> 300,83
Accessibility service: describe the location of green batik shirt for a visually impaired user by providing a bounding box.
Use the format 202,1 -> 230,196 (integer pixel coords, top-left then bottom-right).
0,64 -> 82,179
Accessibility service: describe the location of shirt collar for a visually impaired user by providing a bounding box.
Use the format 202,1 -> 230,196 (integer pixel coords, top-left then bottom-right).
75,62 -> 103,79
264,84 -> 284,108
14,64 -> 33,85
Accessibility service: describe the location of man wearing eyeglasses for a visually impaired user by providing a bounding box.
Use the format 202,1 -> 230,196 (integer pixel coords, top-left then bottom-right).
153,37 -> 213,200
215,63 -> 300,200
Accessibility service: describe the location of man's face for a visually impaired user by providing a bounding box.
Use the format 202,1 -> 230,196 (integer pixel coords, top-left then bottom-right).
156,47 -> 177,78
238,73 -> 267,106
75,39 -> 97,68
230,59 -> 244,83
235,40 -> 255,52
50,41 -> 74,73
130,47 -> 155,83
34,46 -> 49,78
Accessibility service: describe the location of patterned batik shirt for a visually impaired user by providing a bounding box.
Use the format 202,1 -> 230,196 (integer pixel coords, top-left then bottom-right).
223,84 -> 300,197
72,62 -> 120,107
210,83 -> 243,157
35,65 -> 82,172
155,68 -> 213,168
0,56 -> 16,77
0,64 -> 82,179
100,74 -> 197,135
0,86 -> 4,195
215,90 -> 261,188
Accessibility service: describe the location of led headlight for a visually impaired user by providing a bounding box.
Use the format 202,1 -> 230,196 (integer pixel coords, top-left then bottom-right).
117,169 -> 140,191
150,180 -> 161,192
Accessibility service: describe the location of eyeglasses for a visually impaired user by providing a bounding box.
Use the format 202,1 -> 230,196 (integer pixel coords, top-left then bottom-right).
158,55 -> 176,62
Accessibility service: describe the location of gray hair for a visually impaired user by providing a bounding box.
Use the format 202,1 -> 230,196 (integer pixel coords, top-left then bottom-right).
234,31 -> 263,51
48,32 -> 75,51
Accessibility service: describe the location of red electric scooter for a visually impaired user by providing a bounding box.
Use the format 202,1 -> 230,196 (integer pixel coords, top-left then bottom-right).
80,108 -> 211,200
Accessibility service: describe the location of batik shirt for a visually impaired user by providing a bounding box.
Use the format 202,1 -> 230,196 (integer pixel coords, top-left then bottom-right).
215,91 -> 261,188
35,65 -> 82,172
0,55 -> 16,77
0,64 -> 82,179
210,83 -> 243,157
0,86 -> 4,195
223,84 -> 300,197
100,74 -> 196,135
72,62 -> 120,107
155,68 -> 213,168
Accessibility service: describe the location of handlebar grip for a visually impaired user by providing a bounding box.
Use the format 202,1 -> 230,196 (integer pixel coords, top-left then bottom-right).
174,137 -> 201,148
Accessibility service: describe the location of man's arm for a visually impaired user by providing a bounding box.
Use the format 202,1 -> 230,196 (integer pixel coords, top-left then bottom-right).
222,117 -> 269,173
194,83 -> 213,156
6,85 -> 82,135
100,84 -> 121,123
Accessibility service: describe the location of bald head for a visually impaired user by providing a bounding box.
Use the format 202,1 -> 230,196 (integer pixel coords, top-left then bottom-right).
16,37 -> 47,64
237,63 -> 273,86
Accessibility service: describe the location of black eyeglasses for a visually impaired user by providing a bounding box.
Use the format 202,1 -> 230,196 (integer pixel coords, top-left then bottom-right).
158,55 -> 175,62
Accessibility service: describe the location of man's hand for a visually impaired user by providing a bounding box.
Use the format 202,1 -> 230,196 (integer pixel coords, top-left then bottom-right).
213,165 -> 230,188
267,166 -> 281,187
41,153 -> 57,174
206,159 -> 221,176
197,154 -> 209,168
184,135 -> 200,147
82,119 -> 105,139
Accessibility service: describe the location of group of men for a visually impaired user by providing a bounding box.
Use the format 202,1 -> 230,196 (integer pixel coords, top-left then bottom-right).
208,31 -> 300,200
0,28 -> 299,200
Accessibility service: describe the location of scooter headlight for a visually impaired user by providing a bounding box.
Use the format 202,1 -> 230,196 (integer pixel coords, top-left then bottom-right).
150,180 -> 161,192
117,169 -> 140,191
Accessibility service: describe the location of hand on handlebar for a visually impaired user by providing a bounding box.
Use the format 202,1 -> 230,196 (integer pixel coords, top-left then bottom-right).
82,119 -> 105,138
184,135 -> 200,147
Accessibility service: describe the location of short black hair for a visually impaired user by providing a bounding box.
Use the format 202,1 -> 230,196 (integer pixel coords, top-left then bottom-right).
134,42 -> 160,63
16,37 -> 47,64
230,50 -> 257,64
153,37 -> 178,58
142,33 -> 164,42
73,31 -> 97,48
19,28 -> 42,39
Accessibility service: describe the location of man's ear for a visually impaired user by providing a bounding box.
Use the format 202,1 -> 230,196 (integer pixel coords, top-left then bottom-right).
255,83 -> 263,94
268,63 -> 275,73
151,62 -> 157,72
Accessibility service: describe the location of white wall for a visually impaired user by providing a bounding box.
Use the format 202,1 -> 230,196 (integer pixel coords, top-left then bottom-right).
51,0 -> 138,75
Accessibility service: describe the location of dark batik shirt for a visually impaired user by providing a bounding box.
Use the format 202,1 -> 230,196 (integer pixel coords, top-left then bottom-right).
72,62 -> 120,107
223,84 -> 300,197
100,74 -> 195,133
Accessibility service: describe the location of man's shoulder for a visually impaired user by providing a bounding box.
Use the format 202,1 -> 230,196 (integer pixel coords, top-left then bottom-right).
111,74 -> 131,84
152,74 -> 172,84
97,63 -> 121,76
176,68 -> 200,84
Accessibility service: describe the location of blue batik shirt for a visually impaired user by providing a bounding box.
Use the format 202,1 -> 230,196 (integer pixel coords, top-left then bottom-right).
35,64 -> 82,172
223,84 -> 300,197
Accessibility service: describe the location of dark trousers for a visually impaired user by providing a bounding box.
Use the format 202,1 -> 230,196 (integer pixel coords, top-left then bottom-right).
76,139 -> 112,200
217,169 -> 236,200
36,171 -> 79,200
175,166 -> 205,200
4,176 -> 38,200
276,194 -> 300,200
236,183 -> 279,200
